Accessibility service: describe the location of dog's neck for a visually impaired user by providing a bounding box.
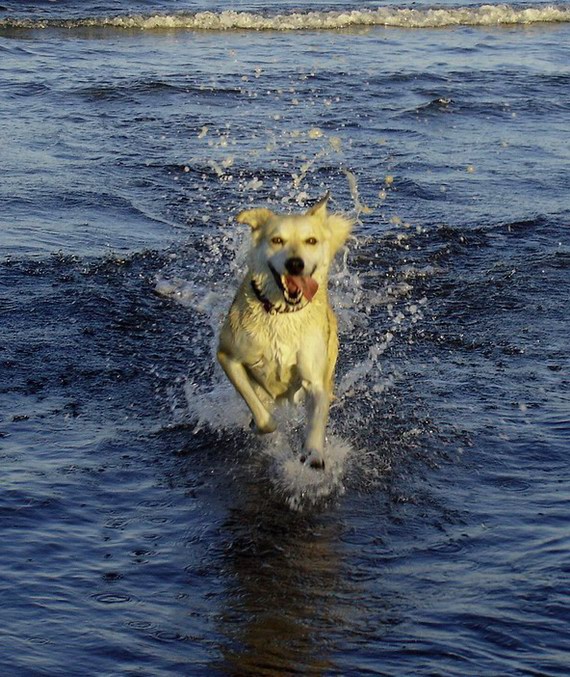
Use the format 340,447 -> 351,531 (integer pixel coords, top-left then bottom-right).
250,278 -> 275,313
250,277 -> 306,315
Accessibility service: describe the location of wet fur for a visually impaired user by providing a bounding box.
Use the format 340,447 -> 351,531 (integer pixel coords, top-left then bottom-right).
217,195 -> 352,469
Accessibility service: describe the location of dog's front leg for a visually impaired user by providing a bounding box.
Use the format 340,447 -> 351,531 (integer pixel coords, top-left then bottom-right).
301,385 -> 330,469
217,350 -> 277,434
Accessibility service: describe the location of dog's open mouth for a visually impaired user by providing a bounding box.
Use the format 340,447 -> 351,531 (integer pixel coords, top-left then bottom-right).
269,263 -> 318,304
284,275 -> 319,302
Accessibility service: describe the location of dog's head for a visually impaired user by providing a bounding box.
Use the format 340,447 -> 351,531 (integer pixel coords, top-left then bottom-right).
237,194 -> 353,311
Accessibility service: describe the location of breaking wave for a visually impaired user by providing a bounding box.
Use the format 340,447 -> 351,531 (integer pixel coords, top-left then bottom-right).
1,4 -> 569,31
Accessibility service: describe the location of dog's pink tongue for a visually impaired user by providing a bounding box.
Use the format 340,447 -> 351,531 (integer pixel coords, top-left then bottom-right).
285,275 -> 319,301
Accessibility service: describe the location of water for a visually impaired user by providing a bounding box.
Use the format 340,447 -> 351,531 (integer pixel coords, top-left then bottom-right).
1,1 -> 569,674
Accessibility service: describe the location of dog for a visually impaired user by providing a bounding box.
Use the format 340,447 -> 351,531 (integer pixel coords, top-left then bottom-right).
217,193 -> 353,469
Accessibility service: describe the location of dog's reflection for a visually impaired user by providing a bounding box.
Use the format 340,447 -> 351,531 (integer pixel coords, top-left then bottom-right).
212,499 -> 351,676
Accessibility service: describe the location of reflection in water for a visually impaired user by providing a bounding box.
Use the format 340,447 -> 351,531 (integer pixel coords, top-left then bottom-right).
212,495 -> 351,676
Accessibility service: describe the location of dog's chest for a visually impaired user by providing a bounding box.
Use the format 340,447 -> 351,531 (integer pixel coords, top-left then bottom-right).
248,318 -> 306,395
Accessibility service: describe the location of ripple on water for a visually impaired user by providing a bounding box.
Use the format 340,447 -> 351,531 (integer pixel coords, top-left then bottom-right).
91,592 -> 132,605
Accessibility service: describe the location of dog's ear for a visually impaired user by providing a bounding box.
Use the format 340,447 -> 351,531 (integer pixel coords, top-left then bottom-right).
327,212 -> 354,256
236,208 -> 274,232
305,191 -> 330,221
307,192 -> 353,254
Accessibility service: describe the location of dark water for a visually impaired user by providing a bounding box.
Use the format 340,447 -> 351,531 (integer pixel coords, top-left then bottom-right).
1,2 -> 569,675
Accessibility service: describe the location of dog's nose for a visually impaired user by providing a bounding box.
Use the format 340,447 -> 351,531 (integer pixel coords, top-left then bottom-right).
285,257 -> 304,275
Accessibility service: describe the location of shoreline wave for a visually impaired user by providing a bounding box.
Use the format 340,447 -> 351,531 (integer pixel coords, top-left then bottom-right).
1,4 -> 569,31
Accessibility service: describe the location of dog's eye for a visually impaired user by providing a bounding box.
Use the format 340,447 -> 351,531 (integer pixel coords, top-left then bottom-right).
271,237 -> 284,246
306,237 -> 318,245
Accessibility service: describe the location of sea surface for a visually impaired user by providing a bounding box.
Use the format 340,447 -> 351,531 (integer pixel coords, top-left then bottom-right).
1,1 -> 569,675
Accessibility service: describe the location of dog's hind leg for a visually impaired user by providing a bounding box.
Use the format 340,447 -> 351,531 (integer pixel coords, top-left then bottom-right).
217,350 -> 277,434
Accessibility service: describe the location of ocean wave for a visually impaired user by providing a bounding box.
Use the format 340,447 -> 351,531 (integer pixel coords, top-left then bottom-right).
1,4 -> 569,31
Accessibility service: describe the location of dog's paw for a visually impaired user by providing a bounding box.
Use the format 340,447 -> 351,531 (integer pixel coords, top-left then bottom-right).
291,387 -> 305,406
300,449 -> 325,470
249,417 -> 277,435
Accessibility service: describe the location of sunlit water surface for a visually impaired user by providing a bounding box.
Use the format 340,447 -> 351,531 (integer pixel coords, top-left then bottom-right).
1,1 -> 569,674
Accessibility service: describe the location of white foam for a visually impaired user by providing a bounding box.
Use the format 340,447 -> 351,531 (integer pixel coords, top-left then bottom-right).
263,431 -> 352,511
2,5 -> 569,31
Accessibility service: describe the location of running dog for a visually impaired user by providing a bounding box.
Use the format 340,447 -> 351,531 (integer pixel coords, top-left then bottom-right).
217,194 -> 352,469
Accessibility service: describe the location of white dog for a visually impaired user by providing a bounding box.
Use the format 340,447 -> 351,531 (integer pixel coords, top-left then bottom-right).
217,194 -> 353,469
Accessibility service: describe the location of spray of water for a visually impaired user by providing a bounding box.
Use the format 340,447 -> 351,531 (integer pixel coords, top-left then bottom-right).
155,124 -> 428,510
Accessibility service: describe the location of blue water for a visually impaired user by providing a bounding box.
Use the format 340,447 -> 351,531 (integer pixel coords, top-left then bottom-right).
1,2 -> 569,675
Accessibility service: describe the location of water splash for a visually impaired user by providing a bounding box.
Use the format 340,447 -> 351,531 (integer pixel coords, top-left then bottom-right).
263,430 -> 352,511
153,111 -> 440,508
